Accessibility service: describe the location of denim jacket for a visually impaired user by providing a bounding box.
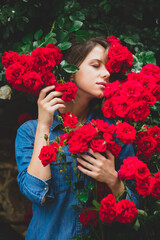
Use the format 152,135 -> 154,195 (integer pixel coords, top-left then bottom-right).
15,110 -> 138,240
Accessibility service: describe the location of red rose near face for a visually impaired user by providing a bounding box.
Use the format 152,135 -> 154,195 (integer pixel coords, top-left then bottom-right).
61,111 -> 78,128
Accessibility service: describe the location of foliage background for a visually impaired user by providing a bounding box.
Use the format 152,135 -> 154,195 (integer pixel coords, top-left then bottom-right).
0,0 -> 160,239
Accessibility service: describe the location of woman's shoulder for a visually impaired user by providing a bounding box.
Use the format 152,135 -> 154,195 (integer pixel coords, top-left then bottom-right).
17,119 -> 38,136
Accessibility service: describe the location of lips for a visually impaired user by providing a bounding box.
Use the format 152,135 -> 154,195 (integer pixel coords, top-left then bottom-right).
96,82 -> 106,88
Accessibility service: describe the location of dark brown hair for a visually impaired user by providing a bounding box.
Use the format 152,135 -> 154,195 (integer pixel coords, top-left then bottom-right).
65,37 -> 109,67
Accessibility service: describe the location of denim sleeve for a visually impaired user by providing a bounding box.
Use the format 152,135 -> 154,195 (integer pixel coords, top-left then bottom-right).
118,143 -> 139,207
15,121 -> 55,205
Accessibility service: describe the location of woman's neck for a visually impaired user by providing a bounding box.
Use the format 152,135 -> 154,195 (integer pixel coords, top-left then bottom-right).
59,92 -> 91,124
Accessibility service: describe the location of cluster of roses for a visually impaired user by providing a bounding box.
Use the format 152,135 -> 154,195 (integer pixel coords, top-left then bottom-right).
135,125 -> 160,163
60,114 -> 137,156
106,36 -> 133,74
118,156 -> 160,199
102,63 -> 160,122
79,194 -> 138,227
1,43 -> 77,100
39,112 -> 137,167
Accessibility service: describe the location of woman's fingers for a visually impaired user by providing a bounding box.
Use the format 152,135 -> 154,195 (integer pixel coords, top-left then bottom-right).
43,90 -> 64,103
48,96 -> 65,107
38,85 -> 55,100
77,157 -> 96,171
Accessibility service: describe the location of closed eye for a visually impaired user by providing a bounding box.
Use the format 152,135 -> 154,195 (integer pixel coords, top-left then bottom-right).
91,65 -> 99,68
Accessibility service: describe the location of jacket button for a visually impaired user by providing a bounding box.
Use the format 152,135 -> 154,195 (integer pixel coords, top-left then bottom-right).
44,187 -> 47,191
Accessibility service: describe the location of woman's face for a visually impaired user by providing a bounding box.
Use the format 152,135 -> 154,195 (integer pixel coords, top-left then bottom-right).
73,44 -> 110,99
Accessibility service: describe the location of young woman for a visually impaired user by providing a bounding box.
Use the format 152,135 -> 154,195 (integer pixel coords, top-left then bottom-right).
15,38 -> 137,240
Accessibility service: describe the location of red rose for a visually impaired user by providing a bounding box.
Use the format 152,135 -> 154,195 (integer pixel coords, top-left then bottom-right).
79,207 -> 98,227
92,119 -> 109,132
31,47 -> 56,72
61,111 -> 78,128
102,99 -> 116,118
17,112 -> 33,126
104,80 -> 120,99
135,176 -> 153,197
135,161 -> 151,180
107,36 -> 121,44
99,194 -> 117,223
120,80 -> 143,99
140,63 -> 160,80
148,125 -> 160,140
127,72 -> 140,82
59,133 -> 70,146
140,91 -> 157,105
116,122 -> 136,145
6,63 -> 26,85
90,139 -> 107,152
127,101 -> 150,122
39,142 -> 59,167
21,71 -> 43,95
151,172 -> 160,199
55,82 -> 78,101
68,133 -> 89,154
1,51 -> 19,68
118,156 -> 141,180
116,199 -> 138,223
108,143 -> 121,157
46,43 -> 63,64
149,83 -> 160,101
76,123 -> 97,142
41,71 -> 56,86
106,43 -> 133,74
112,96 -> 130,118
135,132 -> 157,160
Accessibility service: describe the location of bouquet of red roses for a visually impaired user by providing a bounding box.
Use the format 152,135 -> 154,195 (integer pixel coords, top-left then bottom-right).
1,43 -> 78,100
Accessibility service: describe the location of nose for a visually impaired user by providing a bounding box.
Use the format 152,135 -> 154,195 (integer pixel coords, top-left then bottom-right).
101,66 -> 110,81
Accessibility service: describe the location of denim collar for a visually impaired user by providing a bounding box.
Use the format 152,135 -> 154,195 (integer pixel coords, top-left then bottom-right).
50,110 -> 94,131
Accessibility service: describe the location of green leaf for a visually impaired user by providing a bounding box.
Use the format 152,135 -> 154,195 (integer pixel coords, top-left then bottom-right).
34,29 -> 43,40
57,42 -> 72,50
22,16 -> 29,23
44,32 -> 56,41
78,192 -> 88,203
123,37 -> 137,45
69,21 -> 83,33
92,200 -> 100,209
62,64 -> 79,73
57,17 -> 65,29
56,31 -> 69,43
88,184 -> 94,190
133,218 -> 140,231
76,30 -> 90,42
138,209 -> 148,217
69,12 -> 85,21
45,38 -> 57,45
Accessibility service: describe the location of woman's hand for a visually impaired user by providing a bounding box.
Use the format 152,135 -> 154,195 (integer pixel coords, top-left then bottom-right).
77,148 -> 124,196
37,85 -> 66,129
